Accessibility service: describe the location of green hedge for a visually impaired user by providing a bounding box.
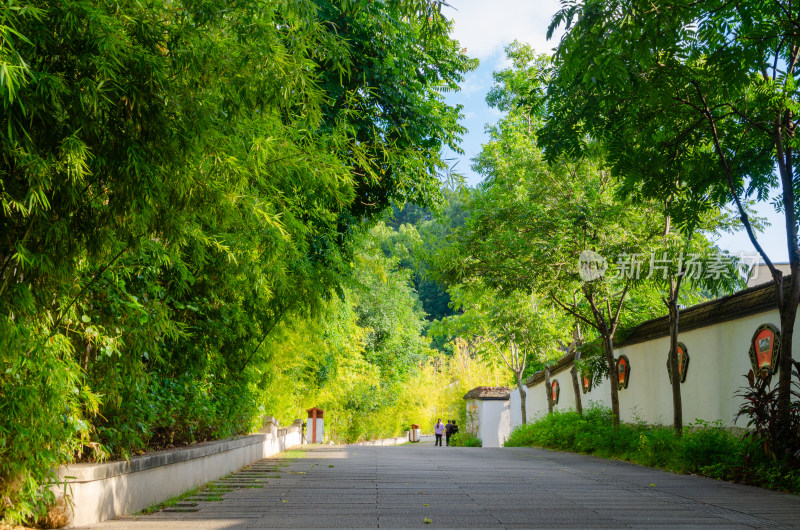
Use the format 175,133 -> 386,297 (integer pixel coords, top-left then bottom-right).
449,432 -> 482,447
504,406 -> 800,493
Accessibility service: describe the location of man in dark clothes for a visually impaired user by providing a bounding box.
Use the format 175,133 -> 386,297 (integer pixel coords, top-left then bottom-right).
445,420 -> 453,446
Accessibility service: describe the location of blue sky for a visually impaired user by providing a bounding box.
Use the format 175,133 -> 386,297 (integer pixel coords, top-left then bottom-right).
440,0 -> 789,263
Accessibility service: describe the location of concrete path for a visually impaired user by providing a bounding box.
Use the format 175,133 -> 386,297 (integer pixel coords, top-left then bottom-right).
85,441 -> 799,529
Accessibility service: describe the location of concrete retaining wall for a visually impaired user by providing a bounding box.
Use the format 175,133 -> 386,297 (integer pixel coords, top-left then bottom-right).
56,419 -> 302,527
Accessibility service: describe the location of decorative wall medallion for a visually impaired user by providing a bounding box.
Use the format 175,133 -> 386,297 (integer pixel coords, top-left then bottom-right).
616,355 -> 630,390
551,380 -> 560,405
666,342 -> 690,384
749,324 -> 781,380
581,371 -> 592,394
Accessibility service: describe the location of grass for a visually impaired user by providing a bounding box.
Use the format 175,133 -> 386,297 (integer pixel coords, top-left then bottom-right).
504,405 -> 800,494
135,445 -> 310,516
136,487 -> 200,515
200,492 -> 225,501
206,485 -> 233,492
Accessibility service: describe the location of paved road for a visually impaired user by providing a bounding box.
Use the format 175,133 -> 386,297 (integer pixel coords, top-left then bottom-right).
87,441 -> 799,529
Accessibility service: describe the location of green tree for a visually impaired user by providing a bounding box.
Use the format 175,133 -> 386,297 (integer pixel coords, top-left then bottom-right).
387,191 -> 469,325
542,0 -> 800,445
315,0 -> 478,218
437,283 -> 568,424
644,213 -> 743,435
440,43 -> 665,425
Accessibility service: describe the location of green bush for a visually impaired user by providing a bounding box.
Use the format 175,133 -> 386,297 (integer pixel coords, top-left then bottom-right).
449,432 -> 482,447
504,405 -> 799,494
0,333 -> 101,525
637,427 -> 678,468
678,420 -> 747,473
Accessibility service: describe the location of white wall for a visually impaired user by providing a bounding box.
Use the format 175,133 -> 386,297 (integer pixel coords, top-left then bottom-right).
509,391 -> 522,430
525,381 -> 547,422
472,399 -> 510,447
525,309 -> 792,428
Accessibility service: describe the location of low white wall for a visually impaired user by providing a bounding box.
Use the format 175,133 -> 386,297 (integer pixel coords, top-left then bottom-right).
57,420 -> 302,527
524,309 -> 793,428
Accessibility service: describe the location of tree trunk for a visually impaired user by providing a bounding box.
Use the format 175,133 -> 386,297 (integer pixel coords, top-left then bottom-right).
602,334 -> 620,427
570,366 -> 583,415
776,273 -> 799,443
667,297 -> 683,436
515,371 -> 527,425
570,350 -> 583,415
544,368 -> 553,414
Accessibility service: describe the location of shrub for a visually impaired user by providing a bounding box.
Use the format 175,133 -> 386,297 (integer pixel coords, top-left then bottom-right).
637,427 -> 678,468
678,420 -> 747,473
450,433 -> 482,447
505,405 -> 643,459
735,370 -> 800,466
503,406 -> 799,494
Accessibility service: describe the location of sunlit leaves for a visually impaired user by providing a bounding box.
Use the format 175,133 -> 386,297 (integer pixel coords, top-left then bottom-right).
0,0 -> 475,523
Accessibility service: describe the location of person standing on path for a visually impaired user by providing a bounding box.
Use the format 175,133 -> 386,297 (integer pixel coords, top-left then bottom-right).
445,420 -> 453,446
434,419 -> 445,446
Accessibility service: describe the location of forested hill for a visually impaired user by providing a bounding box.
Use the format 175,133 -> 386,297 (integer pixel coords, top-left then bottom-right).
387,196 -> 467,323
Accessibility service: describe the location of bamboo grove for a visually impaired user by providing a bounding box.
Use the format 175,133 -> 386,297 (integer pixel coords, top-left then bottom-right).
0,0 -> 478,522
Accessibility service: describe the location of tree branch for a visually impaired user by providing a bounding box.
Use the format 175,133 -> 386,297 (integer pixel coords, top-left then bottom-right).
690,80 -> 779,283
610,282 -> 630,336
239,302 -> 292,373
549,291 -> 596,329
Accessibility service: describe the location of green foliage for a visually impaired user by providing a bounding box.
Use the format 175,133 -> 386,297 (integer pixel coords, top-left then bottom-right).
387,192 -> 469,326
438,42 -> 671,425
0,0 -> 476,523
543,0 -> 800,448
449,433 -> 482,447
435,281 -> 569,422
314,1 -> 478,217
735,371 -> 800,466
245,224 -> 506,446
0,333 -> 99,524
505,406 -> 800,493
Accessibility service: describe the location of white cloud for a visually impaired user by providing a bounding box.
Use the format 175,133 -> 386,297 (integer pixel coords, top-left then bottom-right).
487,106 -> 504,118
456,68 -> 490,96
444,0 -> 565,60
